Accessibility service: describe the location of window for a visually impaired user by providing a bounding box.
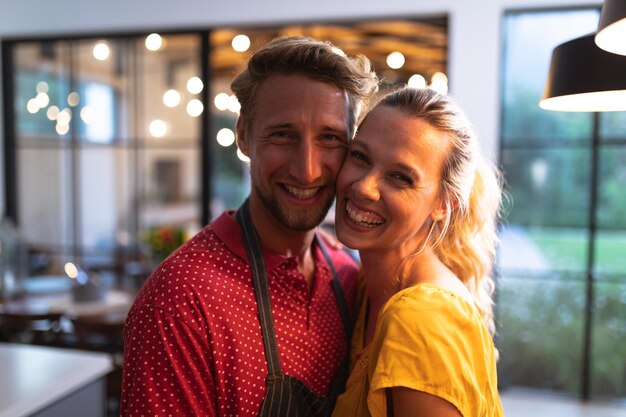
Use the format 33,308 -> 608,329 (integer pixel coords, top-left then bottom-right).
6,35 -> 204,277
498,8 -> 626,402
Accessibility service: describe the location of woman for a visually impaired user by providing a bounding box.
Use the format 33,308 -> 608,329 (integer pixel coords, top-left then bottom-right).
332,87 -> 504,417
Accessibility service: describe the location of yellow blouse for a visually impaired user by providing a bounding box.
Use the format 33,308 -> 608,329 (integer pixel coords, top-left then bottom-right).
332,283 -> 503,417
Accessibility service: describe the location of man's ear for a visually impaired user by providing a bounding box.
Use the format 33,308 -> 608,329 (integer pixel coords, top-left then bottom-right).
236,116 -> 250,157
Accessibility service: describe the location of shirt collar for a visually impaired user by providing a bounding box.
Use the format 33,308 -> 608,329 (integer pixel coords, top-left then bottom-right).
212,210 -> 324,273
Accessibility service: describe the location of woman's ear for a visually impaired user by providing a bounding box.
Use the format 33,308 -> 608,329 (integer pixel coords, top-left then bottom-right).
430,200 -> 449,222
236,116 -> 250,157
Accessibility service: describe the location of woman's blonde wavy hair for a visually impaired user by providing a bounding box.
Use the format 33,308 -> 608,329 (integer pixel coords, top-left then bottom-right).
378,87 -> 503,335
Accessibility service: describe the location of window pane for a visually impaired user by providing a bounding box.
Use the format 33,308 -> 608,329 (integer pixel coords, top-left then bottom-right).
594,231 -> 626,279
209,30 -> 249,214
135,34 -> 202,262
501,10 -> 598,144
599,112 -> 626,141
595,147 -> 626,280
209,112 -> 248,213
14,41 -> 71,140
498,225 -> 588,274
138,145 -> 200,260
501,147 -> 591,229
78,145 -> 131,269
591,282 -> 626,399
74,39 -> 130,143
139,34 -> 200,143
597,147 -> 626,230
12,36 -> 204,275
496,274 -> 585,396
18,145 -> 72,252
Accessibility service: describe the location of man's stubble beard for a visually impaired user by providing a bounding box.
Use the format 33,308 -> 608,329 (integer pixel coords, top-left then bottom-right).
253,182 -> 335,232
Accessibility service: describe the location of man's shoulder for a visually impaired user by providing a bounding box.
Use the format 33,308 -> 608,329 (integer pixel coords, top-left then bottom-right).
132,223 -> 245,307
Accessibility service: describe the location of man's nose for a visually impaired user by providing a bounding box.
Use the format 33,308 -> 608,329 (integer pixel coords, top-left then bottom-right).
291,139 -> 322,183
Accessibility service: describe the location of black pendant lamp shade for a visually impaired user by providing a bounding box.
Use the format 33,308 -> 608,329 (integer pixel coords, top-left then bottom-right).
595,0 -> 626,56
539,33 -> 626,112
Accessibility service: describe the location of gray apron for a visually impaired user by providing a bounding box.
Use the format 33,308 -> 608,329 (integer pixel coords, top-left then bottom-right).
236,199 -> 351,417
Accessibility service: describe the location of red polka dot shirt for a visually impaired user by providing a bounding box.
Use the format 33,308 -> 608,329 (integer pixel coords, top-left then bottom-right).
121,211 -> 358,416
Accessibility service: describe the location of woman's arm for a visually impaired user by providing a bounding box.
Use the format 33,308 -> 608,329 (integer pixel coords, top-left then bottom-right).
390,387 -> 463,417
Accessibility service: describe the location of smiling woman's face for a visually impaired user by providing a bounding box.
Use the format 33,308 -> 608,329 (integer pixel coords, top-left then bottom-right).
334,105 -> 450,254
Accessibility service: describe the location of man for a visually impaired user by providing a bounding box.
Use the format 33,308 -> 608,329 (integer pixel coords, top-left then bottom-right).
121,36 -> 378,416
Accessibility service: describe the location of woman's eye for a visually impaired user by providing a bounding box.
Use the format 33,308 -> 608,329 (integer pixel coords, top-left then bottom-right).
391,173 -> 414,187
349,150 -> 368,162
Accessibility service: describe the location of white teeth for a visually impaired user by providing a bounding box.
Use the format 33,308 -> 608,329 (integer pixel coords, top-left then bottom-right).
346,201 -> 385,227
285,184 -> 319,199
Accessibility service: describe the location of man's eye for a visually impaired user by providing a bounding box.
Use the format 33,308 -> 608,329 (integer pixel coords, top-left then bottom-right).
267,131 -> 294,142
321,133 -> 341,141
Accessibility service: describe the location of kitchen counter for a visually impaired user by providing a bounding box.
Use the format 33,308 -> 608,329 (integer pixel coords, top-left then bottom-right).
0,343 -> 112,417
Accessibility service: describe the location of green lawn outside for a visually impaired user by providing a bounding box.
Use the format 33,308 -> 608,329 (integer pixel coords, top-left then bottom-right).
498,226 -> 626,400
525,228 -> 626,277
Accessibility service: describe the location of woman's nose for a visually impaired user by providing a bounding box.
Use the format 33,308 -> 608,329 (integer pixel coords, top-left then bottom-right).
353,174 -> 380,201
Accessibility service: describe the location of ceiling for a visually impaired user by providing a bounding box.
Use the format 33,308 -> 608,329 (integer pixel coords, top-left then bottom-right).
209,17 -> 448,85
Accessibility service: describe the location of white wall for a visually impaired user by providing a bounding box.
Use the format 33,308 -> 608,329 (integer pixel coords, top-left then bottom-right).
0,0 -> 600,215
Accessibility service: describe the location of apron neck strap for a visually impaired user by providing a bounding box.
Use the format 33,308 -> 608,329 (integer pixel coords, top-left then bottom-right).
235,198 -> 351,377
236,199 -> 282,375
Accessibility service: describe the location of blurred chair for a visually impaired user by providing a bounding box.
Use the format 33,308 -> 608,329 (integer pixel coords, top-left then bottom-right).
0,310 -> 63,345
